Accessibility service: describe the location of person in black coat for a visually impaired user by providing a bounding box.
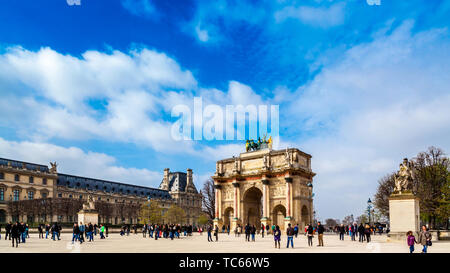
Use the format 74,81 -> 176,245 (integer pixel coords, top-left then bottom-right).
244,224 -> 251,242
5,222 -> 12,240
11,222 -> 20,247
339,224 -> 345,240
358,223 -> 365,242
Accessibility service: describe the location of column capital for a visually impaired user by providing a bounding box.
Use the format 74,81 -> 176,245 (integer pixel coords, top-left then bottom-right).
213,184 -> 222,189
261,179 -> 270,185
232,182 -> 240,188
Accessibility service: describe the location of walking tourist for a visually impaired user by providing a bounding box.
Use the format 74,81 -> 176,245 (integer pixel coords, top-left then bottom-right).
79,222 -> 85,243
286,223 -> 294,248
5,221 -> 11,240
207,225 -> 213,242
38,224 -> 44,239
251,225 -> 256,241
261,224 -> 265,238
317,221 -> 324,246
11,222 -> 20,248
339,224 -> 345,241
358,223 -> 365,242
274,225 -> 281,249
417,225 -> 432,253
214,225 -> 219,241
364,224 -> 371,243
306,224 -> 314,247
100,224 -> 105,239
72,223 -> 80,243
245,223 -> 251,242
406,231 -> 417,253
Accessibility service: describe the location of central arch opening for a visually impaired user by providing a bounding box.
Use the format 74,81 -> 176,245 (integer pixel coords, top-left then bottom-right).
272,204 -> 286,231
223,207 -> 234,228
243,187 -> 263,228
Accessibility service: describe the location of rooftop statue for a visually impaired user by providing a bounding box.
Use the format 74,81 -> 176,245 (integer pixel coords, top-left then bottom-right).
245,134 -> 272,152
49,161 -> 58,173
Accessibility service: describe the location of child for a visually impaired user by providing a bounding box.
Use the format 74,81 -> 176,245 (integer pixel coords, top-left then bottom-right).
406,231 -> 417,253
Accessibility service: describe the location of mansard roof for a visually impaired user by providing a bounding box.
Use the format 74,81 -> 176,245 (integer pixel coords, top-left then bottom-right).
0,158 -> 50,173
57,173 -> 172,200
159,171 -> 198,193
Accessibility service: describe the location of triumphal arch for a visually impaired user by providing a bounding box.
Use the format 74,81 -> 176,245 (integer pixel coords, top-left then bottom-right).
212,145 -> 316,231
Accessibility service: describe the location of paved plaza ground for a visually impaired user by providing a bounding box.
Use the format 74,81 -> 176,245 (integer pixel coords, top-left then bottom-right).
1,232 -> 449,253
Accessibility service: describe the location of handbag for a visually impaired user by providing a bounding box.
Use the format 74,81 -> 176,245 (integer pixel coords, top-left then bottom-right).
427,240 -> 432,246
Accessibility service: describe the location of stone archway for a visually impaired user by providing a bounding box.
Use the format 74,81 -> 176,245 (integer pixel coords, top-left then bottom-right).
272,204 -> 286,231
301,205 -> 309,228
243,187 -> 263,228
223,207 -> 234,228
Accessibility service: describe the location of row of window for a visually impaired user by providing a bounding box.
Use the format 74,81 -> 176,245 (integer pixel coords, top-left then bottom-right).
0,188 -> 47,201
56,192 -> 143,204
0,172 -> 47,185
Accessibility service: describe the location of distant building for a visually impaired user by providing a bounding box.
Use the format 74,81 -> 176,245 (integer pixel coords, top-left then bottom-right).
159,168 -> 203,225
0,157 -> 201,225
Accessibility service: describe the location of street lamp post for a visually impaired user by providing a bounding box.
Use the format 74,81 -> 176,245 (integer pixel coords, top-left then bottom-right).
367,198 -> 373,225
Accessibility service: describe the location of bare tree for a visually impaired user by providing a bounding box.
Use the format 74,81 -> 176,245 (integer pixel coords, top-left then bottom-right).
201,178 -> 215,220
374,173 -> 396,218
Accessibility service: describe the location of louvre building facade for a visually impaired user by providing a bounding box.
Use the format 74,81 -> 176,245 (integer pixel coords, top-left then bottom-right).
0,157 -> 202,225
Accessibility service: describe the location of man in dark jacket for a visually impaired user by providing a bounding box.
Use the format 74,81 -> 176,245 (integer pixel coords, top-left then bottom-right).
317,222 -> 325,246
5,222 -> 12,240
339,224 -> 345,240
358,223 -> 365,242
244,224 -> 251,242
11,222 -> 20,247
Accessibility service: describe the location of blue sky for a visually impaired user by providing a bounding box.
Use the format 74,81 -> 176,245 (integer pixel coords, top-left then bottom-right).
0,0 -> 449,220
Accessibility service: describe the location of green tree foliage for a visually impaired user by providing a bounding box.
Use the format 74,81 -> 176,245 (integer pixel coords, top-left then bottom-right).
197,214 -> 210,226
139,199 -> 163,224
164,205 -> 186,224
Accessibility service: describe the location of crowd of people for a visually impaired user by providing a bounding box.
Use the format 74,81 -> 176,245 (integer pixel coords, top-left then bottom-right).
1,220 -> 433,253
117,223 -> 198,240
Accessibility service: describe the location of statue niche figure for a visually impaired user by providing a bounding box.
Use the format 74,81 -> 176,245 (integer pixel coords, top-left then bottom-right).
394,158 -> 414,194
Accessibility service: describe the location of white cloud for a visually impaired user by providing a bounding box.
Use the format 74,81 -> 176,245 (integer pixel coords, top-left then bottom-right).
0,46 -> 199,153
121,0 -> 158,18
274,2 -> 346,28
195,24 -> 210,42
289,21 -> 450,219
0,137 -> 163,188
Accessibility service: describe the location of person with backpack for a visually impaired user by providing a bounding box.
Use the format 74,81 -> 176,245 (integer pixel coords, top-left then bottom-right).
364,224 -> 371,243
